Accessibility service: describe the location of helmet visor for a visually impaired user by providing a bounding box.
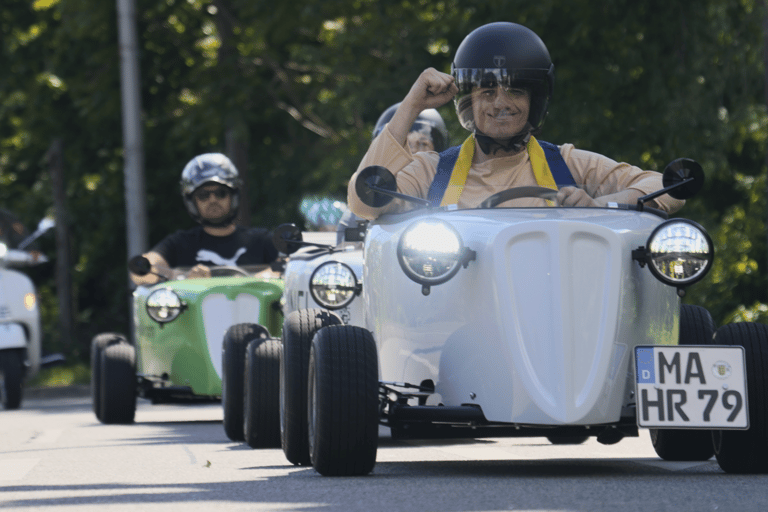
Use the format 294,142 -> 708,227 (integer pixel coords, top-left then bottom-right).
453,68 -> 546,132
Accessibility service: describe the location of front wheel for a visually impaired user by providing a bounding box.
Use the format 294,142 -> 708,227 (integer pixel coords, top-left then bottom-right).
712,322 -> 768,474
650,304 -> 716,461
0,349 -> 24,410
222,323 -> 269,442
281,309 -> 341,466
244,338 -> 281,448
308,325 -> 379,476
100,342 -> 137,424
91,333 -> 126,421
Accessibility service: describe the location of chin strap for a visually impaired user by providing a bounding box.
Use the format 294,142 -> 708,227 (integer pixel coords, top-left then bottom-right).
474,127 -> 532,155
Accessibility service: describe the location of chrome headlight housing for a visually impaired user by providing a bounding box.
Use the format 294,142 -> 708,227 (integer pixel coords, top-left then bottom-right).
397,219 -> 474,291
640,219 -> 714,288
146,288 -> 185,323
309,261 -> 360,310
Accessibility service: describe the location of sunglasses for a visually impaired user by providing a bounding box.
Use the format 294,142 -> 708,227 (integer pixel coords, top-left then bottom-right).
193,187 -> 230,202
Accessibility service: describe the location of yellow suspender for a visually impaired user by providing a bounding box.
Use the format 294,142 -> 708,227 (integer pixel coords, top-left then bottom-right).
440,135 -> 557,207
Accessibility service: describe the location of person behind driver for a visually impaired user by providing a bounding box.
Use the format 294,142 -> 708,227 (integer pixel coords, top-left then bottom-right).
347,22 -> 685,220
130,153 -> 278,286
337,105 -> 451,244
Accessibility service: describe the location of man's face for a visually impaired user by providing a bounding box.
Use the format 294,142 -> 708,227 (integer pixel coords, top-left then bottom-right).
471,86 -> 530,139
193,184 -> 232,222
406,131 -> 435,153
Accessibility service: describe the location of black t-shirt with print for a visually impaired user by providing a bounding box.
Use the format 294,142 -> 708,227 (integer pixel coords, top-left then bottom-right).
151,225 -> 278,268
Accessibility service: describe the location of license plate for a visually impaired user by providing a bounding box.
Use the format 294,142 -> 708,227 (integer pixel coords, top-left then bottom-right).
634,345 -> 749,429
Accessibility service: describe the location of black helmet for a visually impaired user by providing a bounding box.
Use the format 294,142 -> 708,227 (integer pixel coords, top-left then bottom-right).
451,22 -> 554,133
372,103 -> 450,152
180,153 -> 241,226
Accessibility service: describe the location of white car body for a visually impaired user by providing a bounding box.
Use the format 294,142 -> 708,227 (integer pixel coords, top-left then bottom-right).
0,265 -> 42,376
366,207 -> 676,426
283,232 -> 364,327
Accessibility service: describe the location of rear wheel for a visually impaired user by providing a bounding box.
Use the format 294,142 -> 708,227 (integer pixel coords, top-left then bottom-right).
281,309 -> 341,465
222,323 -> 269,442
100,342 -> 137,424
650,304 -> 716,461
712,322 -> 768,474
0,349 -> 24,410
244,338 -> 281,448
91,333 -> 126,421
308,325 -> 379,476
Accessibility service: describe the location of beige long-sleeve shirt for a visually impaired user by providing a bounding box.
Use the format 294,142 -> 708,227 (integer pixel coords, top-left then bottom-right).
348,126 -> 684,219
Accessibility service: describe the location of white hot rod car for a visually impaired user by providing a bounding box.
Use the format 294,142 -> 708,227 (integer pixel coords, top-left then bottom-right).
277,159 -> 767,477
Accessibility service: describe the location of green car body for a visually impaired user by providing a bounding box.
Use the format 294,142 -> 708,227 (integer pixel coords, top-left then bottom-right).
133,275 -> 284,400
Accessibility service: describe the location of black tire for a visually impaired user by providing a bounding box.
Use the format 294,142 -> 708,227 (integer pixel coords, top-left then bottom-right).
222,323 -> 269,442
308,325 -> 379,476
100,342 -> 137,424
0,349 -> 24,410
91,333 -> 126,421
650,304 -> 717,461
244,338 -> 281,448
712,322 -> 768,474
546,435 -> 589,445
281,309 -> 341,466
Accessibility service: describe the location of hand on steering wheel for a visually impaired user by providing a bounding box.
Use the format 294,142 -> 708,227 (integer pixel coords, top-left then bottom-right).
478,186 -> 559,209
556,187 -> 598,207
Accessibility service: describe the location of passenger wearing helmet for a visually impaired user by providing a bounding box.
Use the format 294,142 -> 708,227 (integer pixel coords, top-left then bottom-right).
336,105 -> 451,244
348,22 -> 684,219
130,153 -> 278,286
372,103 -> 450,154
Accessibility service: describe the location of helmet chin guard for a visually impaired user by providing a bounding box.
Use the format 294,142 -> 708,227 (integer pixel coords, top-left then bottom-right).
180,153 -> 241,226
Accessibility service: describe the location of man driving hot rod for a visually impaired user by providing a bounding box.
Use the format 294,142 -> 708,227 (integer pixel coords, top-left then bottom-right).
347,22 -> 685,219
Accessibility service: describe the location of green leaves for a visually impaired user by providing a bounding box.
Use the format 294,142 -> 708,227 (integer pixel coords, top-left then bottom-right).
0,0 -> 765,357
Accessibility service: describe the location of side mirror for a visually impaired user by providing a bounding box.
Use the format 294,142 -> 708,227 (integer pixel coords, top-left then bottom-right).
355,166 -> 397,208
36,217 -> 55,234
128,255 -> 152,276
637,158 -> 705,210
17,216 -> 56,250
272,223 -> 303,255
661,158 -> 704,200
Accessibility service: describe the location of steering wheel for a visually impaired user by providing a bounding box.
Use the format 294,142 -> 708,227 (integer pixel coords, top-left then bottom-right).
209,266 -> 250,278
478,186 -> 559,209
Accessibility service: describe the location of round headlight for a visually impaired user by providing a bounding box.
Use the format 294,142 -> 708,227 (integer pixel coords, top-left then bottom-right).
397,219 -> 465,286
646,219 -> 714,287
310,261 -> 359,310
146,288 -> 185,323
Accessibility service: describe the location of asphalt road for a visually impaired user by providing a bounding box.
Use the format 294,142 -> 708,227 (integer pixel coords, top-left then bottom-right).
1,388 -> 767,512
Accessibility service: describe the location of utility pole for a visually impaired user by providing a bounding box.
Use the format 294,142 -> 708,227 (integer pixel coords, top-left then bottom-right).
46,139 -> 74,353
117,0 -> 148,258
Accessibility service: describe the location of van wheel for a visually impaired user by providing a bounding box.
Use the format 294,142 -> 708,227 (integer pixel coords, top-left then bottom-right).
222,323 -> 269,442
650,304 -> 716,461
91,333 -> 126,421
100,342 -> 137,424
244,338 -> 281,448
0,349 -> 24,410
308,325 -> 379,476
281,309 -> 341,465
712,322 -> 768,473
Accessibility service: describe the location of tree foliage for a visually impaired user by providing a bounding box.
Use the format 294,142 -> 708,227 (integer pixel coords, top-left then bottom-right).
0,0 -> 765,358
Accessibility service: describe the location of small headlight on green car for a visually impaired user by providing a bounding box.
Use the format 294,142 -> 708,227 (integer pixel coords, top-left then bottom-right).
146,288 -> 185,323
310,261 -> 360,310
